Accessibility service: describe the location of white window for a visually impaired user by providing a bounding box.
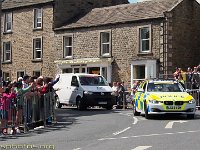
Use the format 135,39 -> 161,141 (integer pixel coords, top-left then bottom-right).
3,72 -> 10,81
63,36 -> 73,58
139,27 -> 150,52
33,71 -> 41,77
3,42 -> 11,62
17,71 -> 25,79
34,8 -> 42,29
33,38 -> 42,59
4,13 -> 12,32
100,32 -> 111,56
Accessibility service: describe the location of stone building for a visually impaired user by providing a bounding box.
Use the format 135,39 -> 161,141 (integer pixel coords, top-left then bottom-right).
1,0 -> 200,87
1,0 -> 128,81
54,0 -> 200,86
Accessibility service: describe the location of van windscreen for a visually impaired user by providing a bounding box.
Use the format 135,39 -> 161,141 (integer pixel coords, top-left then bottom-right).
79,76 -> 108,86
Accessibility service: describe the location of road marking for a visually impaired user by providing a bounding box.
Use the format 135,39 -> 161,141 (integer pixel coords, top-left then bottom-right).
132,146 -> 152,150
119,113 -> 132,117
113,127 -> 131,135
165,120 -> 188,129
98,129 -> 200,141
133,117 -> 138,124
73,148 -> 81,150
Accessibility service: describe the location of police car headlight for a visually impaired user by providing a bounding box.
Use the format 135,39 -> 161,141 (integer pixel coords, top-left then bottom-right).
149,100 -> 159,104
188,99 -> 196,104
84,91 -> 93,95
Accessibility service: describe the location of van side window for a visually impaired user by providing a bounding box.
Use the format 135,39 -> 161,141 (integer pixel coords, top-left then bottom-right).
71,76 -> 78,86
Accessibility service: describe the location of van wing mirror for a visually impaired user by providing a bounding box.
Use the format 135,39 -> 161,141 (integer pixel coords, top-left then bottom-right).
71,81 -> 79,87
137,88 -> 144,92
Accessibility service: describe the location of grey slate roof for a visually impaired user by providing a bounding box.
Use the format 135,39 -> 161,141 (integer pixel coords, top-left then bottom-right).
2,0 -> 54,10
56,0 -> 181,30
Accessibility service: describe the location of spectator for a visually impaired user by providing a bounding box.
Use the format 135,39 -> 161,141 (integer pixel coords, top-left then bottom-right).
192,67 -> 200,89
117,82 -> 125,106
0,85 -> 16,135
186,67 -> 193,89
111,82 -> 119,106
14,81 -> 34,132
132,80 -> 140,94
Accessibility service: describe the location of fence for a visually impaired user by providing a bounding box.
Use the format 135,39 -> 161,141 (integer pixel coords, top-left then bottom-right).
187,89 -> 200,109
0,92 -> 55,135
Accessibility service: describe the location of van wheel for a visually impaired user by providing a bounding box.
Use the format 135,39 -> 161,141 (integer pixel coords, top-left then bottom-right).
55,97 -> 62,109
76,97 -> 85,110
187,114 -> 195,119
106,105 -> 113,110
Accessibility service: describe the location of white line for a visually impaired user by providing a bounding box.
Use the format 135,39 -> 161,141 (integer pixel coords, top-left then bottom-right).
73,148 -> 81,150
133,117 -> 138,125
98,129 -> 200,141
113,127 -> 131,135
132,146 -> 152,150
165,120 -> 187,129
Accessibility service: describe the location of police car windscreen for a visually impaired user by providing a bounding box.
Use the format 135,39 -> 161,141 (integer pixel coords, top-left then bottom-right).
147,83 -> 183,92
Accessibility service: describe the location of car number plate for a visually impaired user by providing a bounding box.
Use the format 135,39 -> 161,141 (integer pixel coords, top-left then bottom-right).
166,106 -> 181,109
98,101 -> 107,104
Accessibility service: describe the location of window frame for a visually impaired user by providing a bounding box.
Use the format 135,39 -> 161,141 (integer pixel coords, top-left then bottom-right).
4,12 -> 12,32
33,8 -> 43,29
17,71 -> 25,79
33,70 -> 41,77
3,72 -> 10,81
33,37 -> 43,60
138,25 -> 151,53
100,31 -> 111,57
63,35 -> 73,58
3,41 -> 12,62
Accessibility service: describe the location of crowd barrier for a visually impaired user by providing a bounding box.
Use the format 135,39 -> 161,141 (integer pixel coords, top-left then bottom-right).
0,92 -> 55,135
186,89 -> 200,109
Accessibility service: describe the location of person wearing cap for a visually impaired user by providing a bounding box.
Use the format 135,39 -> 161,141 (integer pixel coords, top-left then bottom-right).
22,74 -> 30,88
18,77 -> 23,82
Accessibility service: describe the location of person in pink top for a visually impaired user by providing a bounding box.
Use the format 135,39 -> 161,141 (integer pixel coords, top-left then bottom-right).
0,85 -> 16,134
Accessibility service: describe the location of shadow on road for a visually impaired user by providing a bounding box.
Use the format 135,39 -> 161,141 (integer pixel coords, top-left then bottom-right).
0,106 -> 127,141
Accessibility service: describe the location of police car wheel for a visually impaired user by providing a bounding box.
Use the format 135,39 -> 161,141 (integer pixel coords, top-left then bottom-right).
133,105 -> 140,116
145,104 -> 150,119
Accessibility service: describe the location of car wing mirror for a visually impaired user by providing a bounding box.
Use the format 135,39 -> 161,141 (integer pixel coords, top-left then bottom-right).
137,88 -> 144,92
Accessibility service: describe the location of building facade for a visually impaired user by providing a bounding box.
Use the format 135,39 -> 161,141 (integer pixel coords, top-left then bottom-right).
1,0 -> 128,81
1,0 -> 200,87
54,0 -> 200,87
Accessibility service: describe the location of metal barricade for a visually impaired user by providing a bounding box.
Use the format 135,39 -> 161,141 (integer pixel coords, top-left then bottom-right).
187,89 -> 200,109
0,92 -> 55,135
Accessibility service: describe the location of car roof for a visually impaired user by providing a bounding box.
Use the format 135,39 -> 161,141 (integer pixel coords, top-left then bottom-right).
147,79 -> 178,84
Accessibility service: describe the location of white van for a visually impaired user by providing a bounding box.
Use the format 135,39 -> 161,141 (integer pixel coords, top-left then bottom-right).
53,73 -> 115,110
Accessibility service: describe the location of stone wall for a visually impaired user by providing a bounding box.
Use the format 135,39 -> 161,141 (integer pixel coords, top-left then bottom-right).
54,20 -> 162,84
169,0 -> 200,72
1,5 -> 55,80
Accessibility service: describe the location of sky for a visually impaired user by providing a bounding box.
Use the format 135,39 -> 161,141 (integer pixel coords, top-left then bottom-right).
128,0 -> 200,3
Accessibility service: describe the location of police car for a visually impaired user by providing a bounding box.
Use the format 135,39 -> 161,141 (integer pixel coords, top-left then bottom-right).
133,79 -> 196,119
